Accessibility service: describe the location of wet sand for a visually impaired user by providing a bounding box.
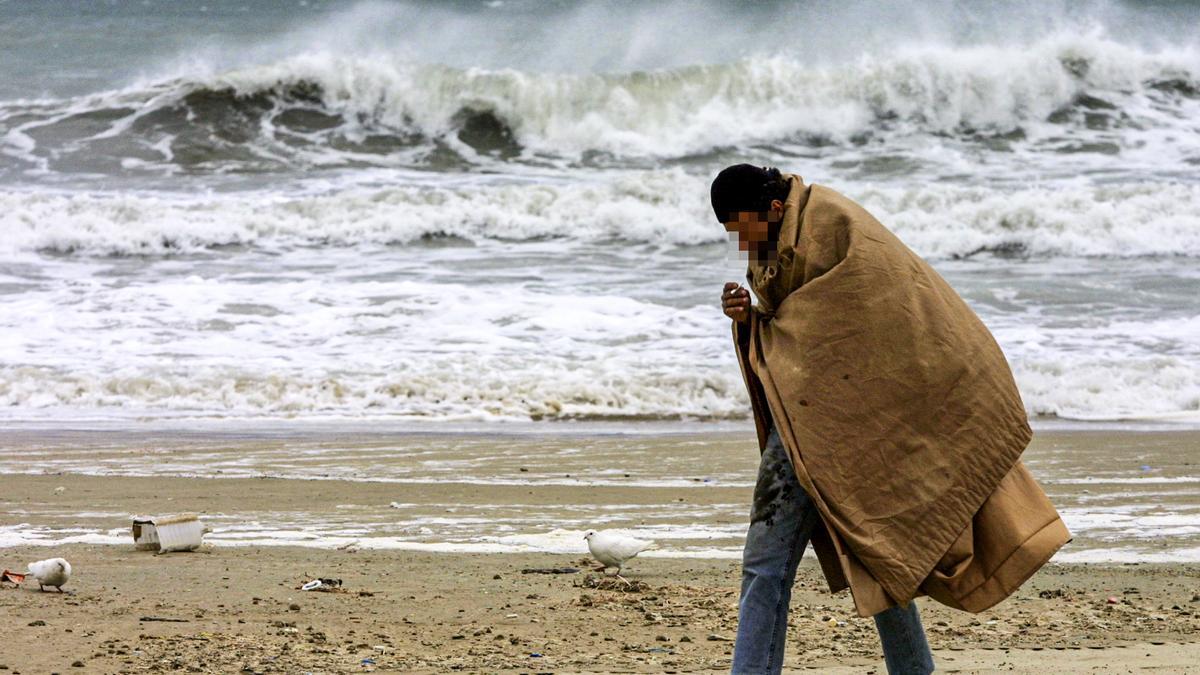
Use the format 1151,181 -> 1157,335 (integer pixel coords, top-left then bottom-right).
2,428 -> 1199,560
2,470 -> 1199,673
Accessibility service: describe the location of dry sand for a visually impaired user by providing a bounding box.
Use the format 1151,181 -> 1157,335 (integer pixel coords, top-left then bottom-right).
2,473 -> 1199,674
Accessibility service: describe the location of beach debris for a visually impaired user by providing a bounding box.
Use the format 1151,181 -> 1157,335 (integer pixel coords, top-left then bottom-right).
707,633 -> 733,642
53,486 -> 66,495
575,574 -> 650,593
139,616 -> 190,623
26,557 -> 71,592
1,570 -> 26,586
301,577 -> 343,592
1107,596 -> 1121,604
520,567 -> 580,575
583,530 -> 654,584
132,514 -> 205,553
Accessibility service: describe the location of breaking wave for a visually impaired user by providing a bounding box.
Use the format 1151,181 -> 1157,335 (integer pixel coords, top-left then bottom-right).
4,177 -> 1200,258
2,34 -> 1198,176
2,353 -> 1197,425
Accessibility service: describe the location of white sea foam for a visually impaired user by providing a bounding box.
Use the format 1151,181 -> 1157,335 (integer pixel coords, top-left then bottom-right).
854,183 -> 1200,260
4,178 -> 1200,258
0,525 -> 128,548
1,225 -> 1199,424
1050,477 -> 1200,485
0,362 -> 749,424
1052,547 -> 1200,563
0,173 -> 715,253
1015,358 -> 1200,422
3,521 -> 1193,563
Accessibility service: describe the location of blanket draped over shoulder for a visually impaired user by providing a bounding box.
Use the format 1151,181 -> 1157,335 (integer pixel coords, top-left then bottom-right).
733,175 -> 1070,617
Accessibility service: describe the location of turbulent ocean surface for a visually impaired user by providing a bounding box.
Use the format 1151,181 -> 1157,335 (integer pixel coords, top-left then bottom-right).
2,0 -> 1200,426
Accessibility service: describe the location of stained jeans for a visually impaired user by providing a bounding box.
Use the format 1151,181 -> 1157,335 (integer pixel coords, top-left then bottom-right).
732,427 -> 935,674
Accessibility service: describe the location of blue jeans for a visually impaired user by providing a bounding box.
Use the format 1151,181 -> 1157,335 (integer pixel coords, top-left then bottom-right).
732,427 -> 935,674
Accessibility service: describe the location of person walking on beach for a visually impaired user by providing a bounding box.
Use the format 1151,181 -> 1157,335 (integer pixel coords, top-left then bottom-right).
711,165 -> 1070,675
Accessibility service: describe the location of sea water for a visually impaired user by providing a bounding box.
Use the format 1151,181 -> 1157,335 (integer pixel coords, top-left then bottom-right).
2,0 -> 1198,425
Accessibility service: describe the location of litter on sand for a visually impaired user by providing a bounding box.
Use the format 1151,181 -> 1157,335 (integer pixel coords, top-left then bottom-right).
573,573 -> 650,592
300,577 -> 344,592
1,570 -> 26,586
132,514 -> 205,553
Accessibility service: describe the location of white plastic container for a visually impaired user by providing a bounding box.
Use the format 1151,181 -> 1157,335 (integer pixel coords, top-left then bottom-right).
131,514 -> 204,553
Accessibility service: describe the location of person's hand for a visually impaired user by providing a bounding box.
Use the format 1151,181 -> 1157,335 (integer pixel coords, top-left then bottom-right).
722,282 -> 751,324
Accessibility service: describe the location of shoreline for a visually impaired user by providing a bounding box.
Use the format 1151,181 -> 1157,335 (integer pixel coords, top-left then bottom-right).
3,429 -> 1198,562
3,414 -> 1200,435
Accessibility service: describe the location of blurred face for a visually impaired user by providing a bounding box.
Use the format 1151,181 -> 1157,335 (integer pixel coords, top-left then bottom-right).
722,200 -> 784,253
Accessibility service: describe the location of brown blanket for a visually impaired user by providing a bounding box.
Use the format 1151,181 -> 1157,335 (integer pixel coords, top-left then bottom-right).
734,175 -> 1069,616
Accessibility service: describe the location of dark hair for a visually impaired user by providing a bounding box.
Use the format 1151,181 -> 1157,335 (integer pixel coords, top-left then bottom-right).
709,164 -> 789,223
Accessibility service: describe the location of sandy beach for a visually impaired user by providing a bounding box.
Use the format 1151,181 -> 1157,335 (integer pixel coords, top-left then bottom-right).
1,535 -> 1197,673
2,429 -> 1198,674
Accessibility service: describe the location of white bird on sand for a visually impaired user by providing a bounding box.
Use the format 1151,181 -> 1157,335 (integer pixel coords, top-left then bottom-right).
27,558 -> 71,592
584,530 -> 654,583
